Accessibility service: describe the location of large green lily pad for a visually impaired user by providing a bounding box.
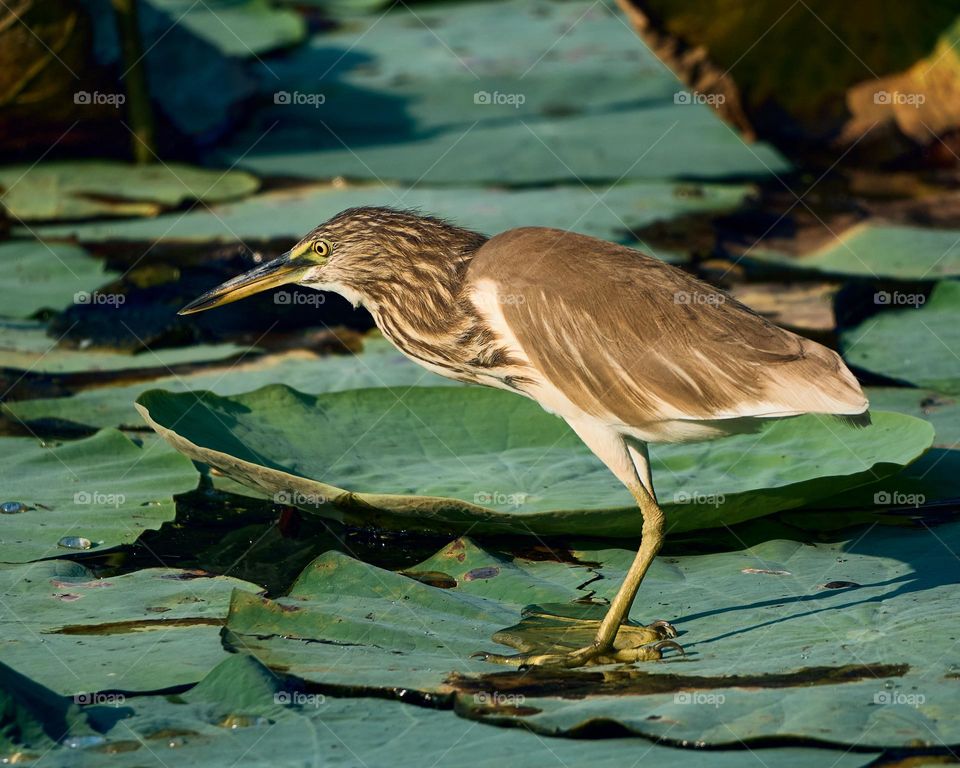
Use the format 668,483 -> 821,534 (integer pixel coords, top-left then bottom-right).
4,337 -> 454,431
866,387 -> 960,449
15,655 -> 876,767
222,523 -> 960,748
0,429 -> 198,563
28,181 -> 750,253
0,161 -> 259,221
213,0 -> 787,183
0,241 -> 118,319
798,387 -> 960,511
842,281 -> 960,394
149,0 -> 305,56
0,320 -> 254,374
135,384 -> 932,536
0,560 -> 261,696
745,223 -> 960,280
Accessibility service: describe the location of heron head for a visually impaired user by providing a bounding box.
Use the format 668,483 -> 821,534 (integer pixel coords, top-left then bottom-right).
178,207 -> 487,316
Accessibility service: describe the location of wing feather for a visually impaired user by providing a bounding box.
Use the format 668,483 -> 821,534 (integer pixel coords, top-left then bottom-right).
467,227 -> 867,431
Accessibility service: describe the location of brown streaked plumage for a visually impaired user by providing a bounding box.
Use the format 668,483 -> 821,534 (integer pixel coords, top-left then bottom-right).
179,206 -> 870,668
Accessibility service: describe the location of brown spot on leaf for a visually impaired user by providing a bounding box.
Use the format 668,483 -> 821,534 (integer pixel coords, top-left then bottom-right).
464,566 -> 500,581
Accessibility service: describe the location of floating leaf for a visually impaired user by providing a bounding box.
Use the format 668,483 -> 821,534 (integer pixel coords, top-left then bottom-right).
28,181 -> 750,251
148,0 -> 305,56
0,560 -> 261,696
745,223 -> 960,279
223,523 -> 960,748
842,281 -> 960,394
0,320 -> 254,374
0,429 -> 197,563
0,161 -> 259,221
0,661 -> 95,755
0,241 -> 117,319
213,0 -> 788,183
866,387 -> 960,448
15,654 -> 875,767
4,337 -> 455,431
136,385 -> 932,536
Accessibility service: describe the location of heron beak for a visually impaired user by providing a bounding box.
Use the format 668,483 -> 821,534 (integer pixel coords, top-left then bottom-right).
178,252 -> 310,315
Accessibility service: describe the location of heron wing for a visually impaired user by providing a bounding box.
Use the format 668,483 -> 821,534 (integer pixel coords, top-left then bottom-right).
467,227 -> 867,430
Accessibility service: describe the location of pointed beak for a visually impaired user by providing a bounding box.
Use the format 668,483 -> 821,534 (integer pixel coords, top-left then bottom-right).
178,252 -> 310,315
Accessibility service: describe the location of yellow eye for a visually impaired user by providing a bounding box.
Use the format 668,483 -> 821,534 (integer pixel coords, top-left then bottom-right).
312,240 -> 330,258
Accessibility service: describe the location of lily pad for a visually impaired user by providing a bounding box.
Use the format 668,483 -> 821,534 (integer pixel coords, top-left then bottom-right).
149,0 -> 305,57
213,0 -> 788,183
4,337 -> 455,431
842,281 -> 960,394
135,384 -> 933,536
0,429 -> 197,563
745,223 -> 960,280
28,181 -> 750,254
0,320 -> 254,374
0,660 -> 95,755
0,560 -> 261,696
0,161 -> 259,221
17,655 -> 876,767
222,522 -> 960,748
0,241 -> 118,319
865,387 -> 960,448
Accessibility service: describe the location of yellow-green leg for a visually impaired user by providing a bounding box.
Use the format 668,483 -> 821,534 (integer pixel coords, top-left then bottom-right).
475,427 -> 681,668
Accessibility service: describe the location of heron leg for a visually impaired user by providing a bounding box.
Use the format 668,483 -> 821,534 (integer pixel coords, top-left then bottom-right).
475,431 -> 680,668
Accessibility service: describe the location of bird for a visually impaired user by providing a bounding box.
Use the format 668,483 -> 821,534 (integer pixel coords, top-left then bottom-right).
179,206 -> 869,668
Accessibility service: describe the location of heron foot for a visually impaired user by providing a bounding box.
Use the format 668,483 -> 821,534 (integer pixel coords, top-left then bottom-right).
472,637 -> 683,668
473,608 -> 682,668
